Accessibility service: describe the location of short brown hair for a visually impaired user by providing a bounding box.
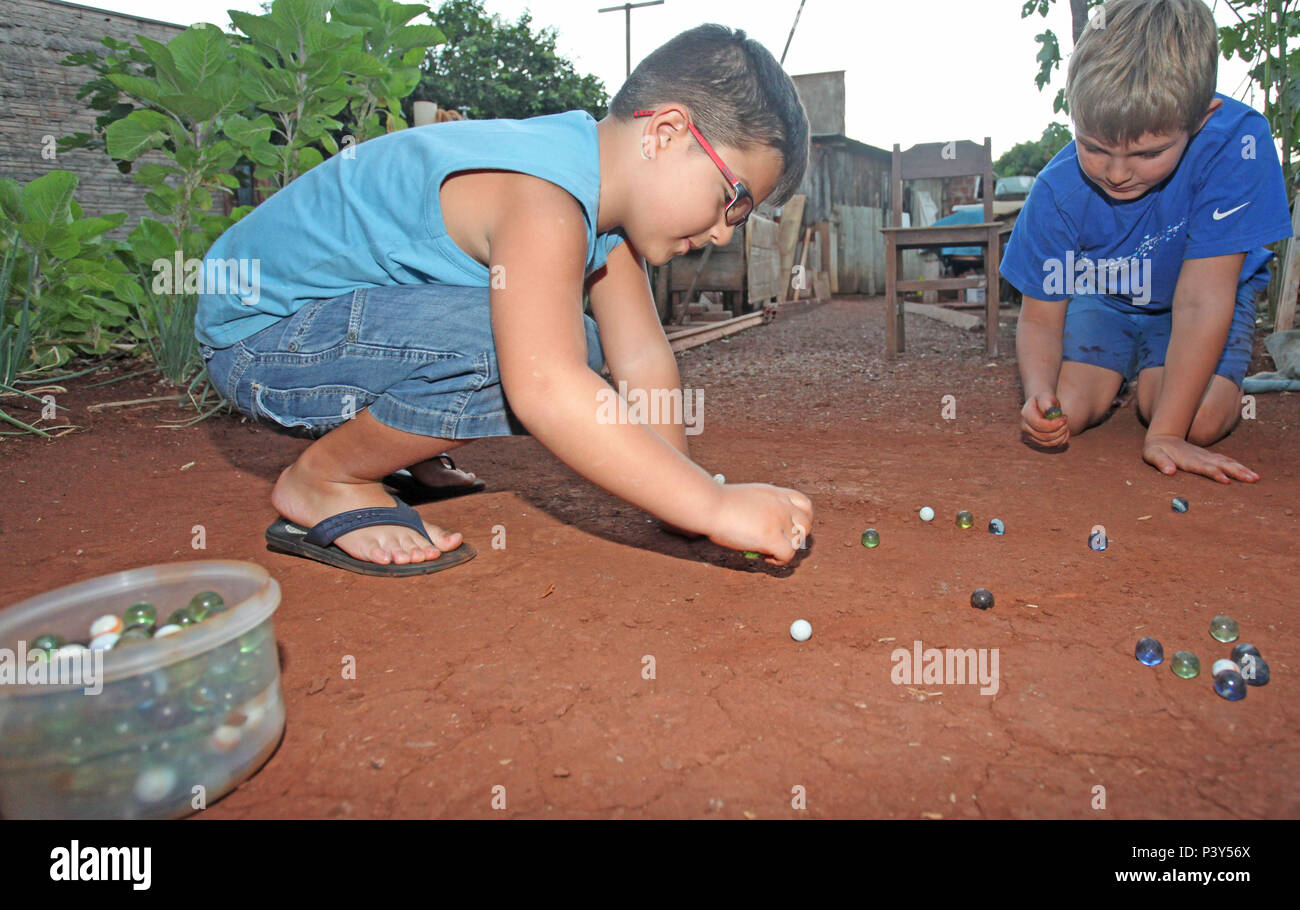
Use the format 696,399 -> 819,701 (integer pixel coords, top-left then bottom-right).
1066,0 -> 1219,144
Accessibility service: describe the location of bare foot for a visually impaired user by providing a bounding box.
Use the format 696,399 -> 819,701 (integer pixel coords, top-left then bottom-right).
406,454 -> 478,489
271,461 -> 463,566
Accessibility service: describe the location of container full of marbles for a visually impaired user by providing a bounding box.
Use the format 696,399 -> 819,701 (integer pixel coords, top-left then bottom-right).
0,560 -> 283,819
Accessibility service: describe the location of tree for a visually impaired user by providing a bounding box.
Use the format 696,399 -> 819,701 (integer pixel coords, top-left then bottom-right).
413,0 -> 608,121
1022,0 -> 1104,115
995,122 -> 1075,176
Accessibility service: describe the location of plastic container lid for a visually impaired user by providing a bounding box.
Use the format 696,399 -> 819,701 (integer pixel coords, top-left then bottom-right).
0,560 -> 280,692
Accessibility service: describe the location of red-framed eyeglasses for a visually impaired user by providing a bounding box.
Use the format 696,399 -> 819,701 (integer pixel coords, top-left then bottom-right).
633,109 -> 754,227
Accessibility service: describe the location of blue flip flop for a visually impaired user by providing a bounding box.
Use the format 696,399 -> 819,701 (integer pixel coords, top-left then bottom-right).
265,495 -> 476,577
383,454 -> 486,503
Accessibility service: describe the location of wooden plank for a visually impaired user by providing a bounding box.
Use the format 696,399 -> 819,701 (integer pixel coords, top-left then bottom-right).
792,226 -> 813,301
904,302 -> 981,331
898,277 -> 986,292
777,194 -> 806,291
812,270 -> 831,300
1275,196 -> 1300,333
666,311 -> 766,353
828,222 -> 838,294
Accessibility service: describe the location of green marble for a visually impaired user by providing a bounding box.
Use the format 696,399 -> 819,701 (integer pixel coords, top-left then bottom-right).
1044,405 -> 1063,420
167,606 -> 198,627
113,626 -> 152,648
124,602 -> 157,625
1170,650 -> 1200,678
956,510 -> 974,529
189,591 -> 226,614
31,633 -> 66,651
860,528 -> 880,548
1209,615 -> 1239,643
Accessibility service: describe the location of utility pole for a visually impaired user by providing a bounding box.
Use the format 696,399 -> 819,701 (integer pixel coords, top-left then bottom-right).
598,0 -> 665,77
780,0 -> 807,66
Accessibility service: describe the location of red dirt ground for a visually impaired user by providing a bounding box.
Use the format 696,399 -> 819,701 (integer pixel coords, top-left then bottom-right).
2,295 -> 1296,819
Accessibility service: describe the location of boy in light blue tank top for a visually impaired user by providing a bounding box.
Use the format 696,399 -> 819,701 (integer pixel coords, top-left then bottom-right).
1000,0 -> 1292,484
196,24 -> 813,576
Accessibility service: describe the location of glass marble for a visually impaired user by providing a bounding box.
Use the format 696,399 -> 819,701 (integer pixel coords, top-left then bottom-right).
919,507 -> 934,522
1230,643 -> 1261,664
860,528 -> 880,548
1171,496 -> 1189,513
1212,668 -> 1247,701
167,606 -> 198,627
185,684 -> 220,713
124,602 -> 157,626
1211,658 -> 1238,677
1238,655 -> 1269,687
988,518 -> 1005,535
741,551 -> 761,560
956,510 -> 974,529
1089,530 -> 1107,551
189,591 -> 225,613
31,633 -> 66,651
1209,615 -> 1239,643
113,626 -> 151,648
970,588 -> 994,610
1135,637 -> 1164,666
186,600 -> 211,623
1044,405 -> 1063,420
1170,651 -> 1200,678
154,624 -> 184,638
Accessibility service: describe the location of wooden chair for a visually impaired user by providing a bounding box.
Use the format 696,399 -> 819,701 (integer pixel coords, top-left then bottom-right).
880,138 -> 1001,357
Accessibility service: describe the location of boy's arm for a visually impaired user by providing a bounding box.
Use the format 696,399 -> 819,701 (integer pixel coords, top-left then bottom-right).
585,238 -> 691,460
487,176 -> 811,563
1145,253 -> 1242,440
1142,252 -> 1254,480
1016,295 -> 1069,445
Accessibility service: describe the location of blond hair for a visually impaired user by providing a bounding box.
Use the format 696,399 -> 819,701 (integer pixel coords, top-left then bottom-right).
1066,0 -> 1219,144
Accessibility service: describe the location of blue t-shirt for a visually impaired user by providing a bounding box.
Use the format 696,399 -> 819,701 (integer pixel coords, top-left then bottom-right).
1000,94 -> 1292,314
196,110 -> 624,348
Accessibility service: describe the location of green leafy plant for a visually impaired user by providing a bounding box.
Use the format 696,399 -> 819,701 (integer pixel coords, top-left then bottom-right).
0,172 -> 139,366
224,0 -> 372,193
333,0 -> 446,142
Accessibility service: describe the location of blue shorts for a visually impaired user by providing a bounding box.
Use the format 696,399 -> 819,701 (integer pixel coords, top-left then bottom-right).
200,284 -> 605,440
1061,297 -> 1255,388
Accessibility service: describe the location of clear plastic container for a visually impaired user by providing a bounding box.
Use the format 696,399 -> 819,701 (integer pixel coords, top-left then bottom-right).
0,560 -> 284,819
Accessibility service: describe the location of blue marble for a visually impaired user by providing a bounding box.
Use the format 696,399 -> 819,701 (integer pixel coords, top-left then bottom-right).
1171,496 -> 1189,513
1213,668 -> 1247,701
1230,643 -> 1261,664
1089,530 -> 1108,551
1135,637 -> 1164,666
988,518 -> 1005,535
970,588 -> 994,610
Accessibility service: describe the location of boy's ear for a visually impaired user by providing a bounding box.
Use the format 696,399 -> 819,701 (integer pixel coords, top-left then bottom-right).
643,105 -> 691,158
1193,97 -> 1223,135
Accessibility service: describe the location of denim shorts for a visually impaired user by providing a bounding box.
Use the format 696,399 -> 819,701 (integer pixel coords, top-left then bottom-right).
1062,296 -> 1255,388
200,284 -> 605,440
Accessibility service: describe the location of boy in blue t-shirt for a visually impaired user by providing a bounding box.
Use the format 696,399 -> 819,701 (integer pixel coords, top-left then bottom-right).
1000,0 -> 1292,483
196,24 -> 813,576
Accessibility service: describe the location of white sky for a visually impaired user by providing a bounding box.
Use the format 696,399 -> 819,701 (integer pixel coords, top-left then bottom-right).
82,0 -> 1263,157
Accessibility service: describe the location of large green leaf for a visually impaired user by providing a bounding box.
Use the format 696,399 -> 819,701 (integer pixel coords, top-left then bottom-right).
169,24 -> 233,87
105,109 -> 172,161
220,112 -> 276,146
136,36 -> 185,93
105,73 -> 170,108
158,93 -> 222,123
20,170 -> 78,228
69,213 -> 128,241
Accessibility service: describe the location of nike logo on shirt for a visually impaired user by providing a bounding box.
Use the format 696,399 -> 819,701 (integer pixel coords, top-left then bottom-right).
1212,202 -> 1251,220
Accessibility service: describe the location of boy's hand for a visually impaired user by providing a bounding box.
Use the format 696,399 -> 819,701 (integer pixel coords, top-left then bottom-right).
1021,391 -> 1069,447
1143,435 -> 1259,484
707,483 -> 814,566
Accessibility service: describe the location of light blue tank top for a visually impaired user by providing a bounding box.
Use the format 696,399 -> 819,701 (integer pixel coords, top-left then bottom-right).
195,110 -> 623,348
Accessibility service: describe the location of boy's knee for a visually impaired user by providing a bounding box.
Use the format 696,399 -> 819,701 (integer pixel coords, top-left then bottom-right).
1188,408 -> 1239,447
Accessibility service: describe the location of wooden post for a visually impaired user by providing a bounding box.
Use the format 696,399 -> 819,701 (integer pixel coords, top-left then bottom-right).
1275,196 -> 1300,333
794,226 -> 813,300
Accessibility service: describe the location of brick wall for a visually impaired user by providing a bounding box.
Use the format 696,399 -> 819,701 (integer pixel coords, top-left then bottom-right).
0,0 -> 187,239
